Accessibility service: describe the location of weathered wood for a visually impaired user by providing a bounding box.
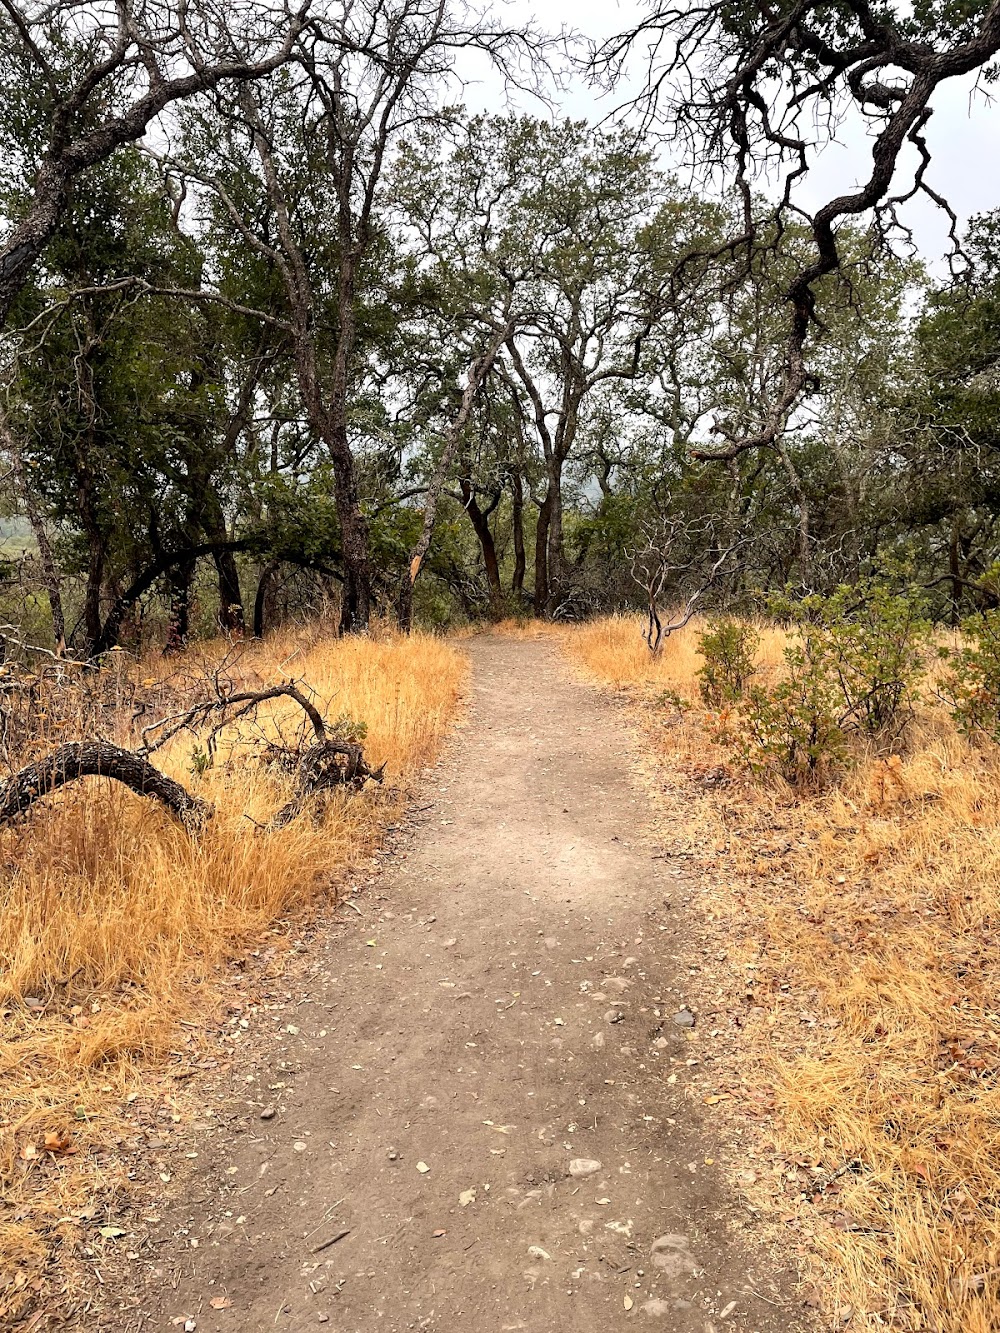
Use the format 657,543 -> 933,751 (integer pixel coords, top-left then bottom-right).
269,740 -> 385,829
0,741 -> 211,829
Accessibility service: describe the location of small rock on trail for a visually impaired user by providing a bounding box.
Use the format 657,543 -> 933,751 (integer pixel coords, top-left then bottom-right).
568,1157 -> 603,1178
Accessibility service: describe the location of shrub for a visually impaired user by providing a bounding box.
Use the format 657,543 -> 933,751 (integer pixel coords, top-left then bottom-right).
740,623 -> 848,783
940,609 -> 1000,744
737,579 -> 931,784
697,618 -> 760,706
820,580 -> 931,740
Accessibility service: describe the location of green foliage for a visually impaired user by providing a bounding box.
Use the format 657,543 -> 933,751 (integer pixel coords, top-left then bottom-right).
328,713 -> 368,745
736,580 -> 931,784
188,744 -> 211,778
740,636 -> 848,784
780,580 -> 931,739
940,604 -> 1000,744
697,618 -> 760,705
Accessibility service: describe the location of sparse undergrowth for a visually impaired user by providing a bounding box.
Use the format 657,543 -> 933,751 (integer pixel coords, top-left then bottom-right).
0,625 -> 466,1325
565,612 -> 1000,1333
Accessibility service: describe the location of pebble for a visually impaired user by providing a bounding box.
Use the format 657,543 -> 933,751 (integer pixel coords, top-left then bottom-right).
650,1233 -> 698,1280
672,1009 -> 695,1028
591,1032 -> 606,1050
293,1141 -> 308,1153
652,1037 -> 669,1050
568,1158 -> 602,1179
605,1009 -> 625,1025
640,1298 -> 672,1317
260,1106 -> 276,1121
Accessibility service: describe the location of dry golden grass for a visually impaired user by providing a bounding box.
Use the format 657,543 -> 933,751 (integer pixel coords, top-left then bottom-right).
565,612 -> 1000,1332
0,625 -> 466,1322
479,616 -> 554,640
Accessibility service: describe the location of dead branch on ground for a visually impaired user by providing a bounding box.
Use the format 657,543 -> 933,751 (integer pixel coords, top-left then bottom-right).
0,665 -> 384,835
0,741 -> 210,829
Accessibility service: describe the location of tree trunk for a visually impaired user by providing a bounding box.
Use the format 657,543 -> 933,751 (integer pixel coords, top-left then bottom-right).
949,518 -> 963,627
83,534 -> 106,655
321,367 -> 373,637
460,480 -> 503,620
396,572 -> 415,635
510,470 -> 526,598
534,489 -> 553,616
164,559 -> 196,654
214,545 -> 245,635
544,462 -> 565,619
253,560 -> 280,638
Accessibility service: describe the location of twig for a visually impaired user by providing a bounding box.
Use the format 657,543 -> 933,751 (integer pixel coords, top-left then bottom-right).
312,1228 -> 351,1254
740,1285 -> 787,1308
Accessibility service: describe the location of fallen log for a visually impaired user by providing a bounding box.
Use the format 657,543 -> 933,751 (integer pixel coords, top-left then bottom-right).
0,741 -> 211,829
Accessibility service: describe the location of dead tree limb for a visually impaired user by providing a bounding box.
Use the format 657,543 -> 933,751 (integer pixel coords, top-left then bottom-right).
269,741 -> 386,829
140,681 -> 327,756
630,519 -> 749,654
0,741 -> 210,829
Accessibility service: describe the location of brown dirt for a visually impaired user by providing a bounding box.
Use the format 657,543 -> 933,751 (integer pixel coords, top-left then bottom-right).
126,637 -> 806,1332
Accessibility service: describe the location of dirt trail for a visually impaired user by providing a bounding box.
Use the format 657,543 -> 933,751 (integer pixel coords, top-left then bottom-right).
138,637 -> 802,1333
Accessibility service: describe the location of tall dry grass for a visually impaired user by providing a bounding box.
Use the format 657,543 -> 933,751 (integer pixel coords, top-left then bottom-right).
565,613 -> 1000,1333
0,625 -> 466,1321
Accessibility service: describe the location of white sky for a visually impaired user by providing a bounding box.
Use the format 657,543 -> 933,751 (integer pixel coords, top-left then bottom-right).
461,0 -> 1000,268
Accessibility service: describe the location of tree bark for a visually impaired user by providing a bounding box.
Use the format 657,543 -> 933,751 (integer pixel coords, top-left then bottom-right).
949,517 -> 963,627
253,560 -> 281,638
214,545 -> 245,635
0,741 -> 210,829
164,558 -> 196,654
544,461 -> 565,619
534,488 -> 553,616
459,479 -> 503,619
83,534 -> 106,655
510,469 -> 526,599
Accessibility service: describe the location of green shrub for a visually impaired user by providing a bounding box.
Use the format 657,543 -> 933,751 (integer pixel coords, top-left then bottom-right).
940,609 -> 1000,744
329,712 -> 369,744
697,618 -> 760,705
736,579 -> 931,784
740,624 -> 847,783
817,580 -> 931,740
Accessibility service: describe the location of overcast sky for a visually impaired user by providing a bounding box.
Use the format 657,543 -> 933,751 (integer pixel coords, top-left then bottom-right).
460,0 -> 1000,269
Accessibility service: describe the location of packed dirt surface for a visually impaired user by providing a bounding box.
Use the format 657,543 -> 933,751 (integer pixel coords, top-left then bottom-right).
133,637 -> 803,1332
